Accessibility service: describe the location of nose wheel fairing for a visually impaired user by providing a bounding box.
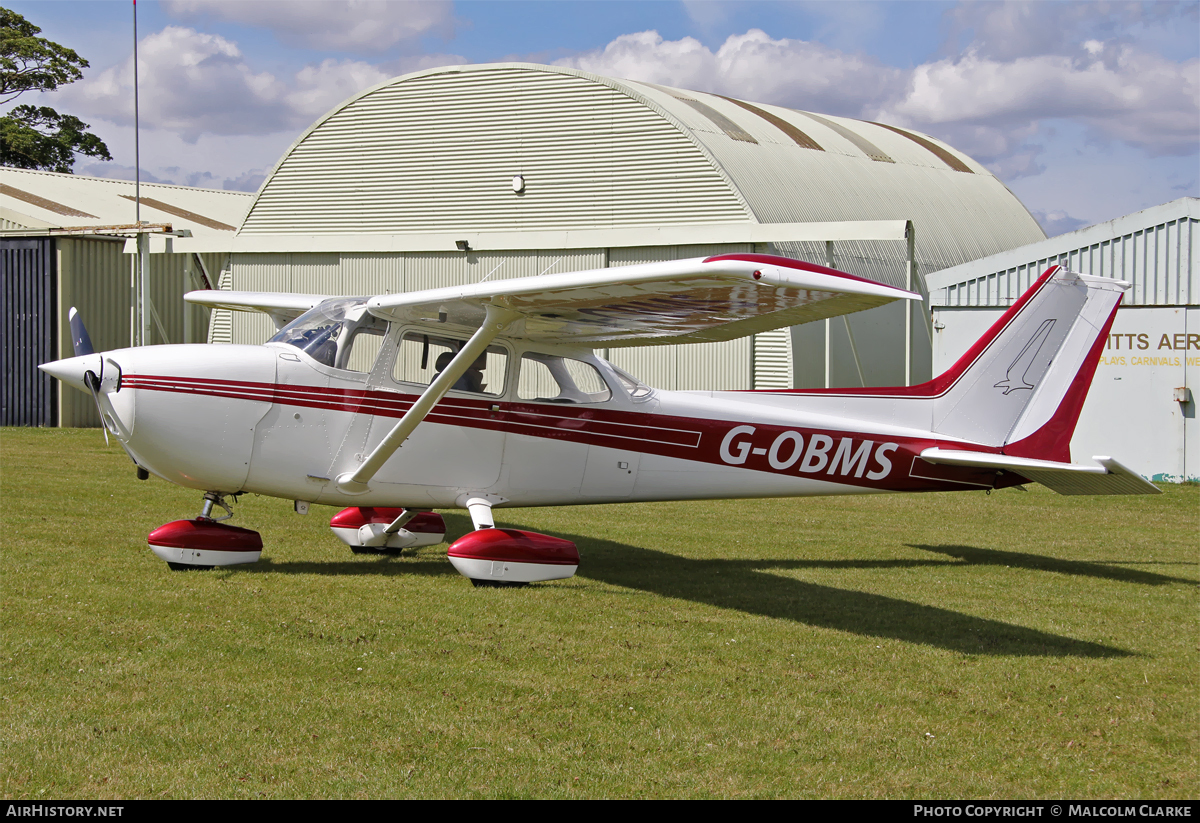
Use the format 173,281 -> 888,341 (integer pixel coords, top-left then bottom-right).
329,507 -> 447,554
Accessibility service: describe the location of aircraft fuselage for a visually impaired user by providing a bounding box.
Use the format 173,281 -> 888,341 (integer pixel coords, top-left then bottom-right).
51,338 -> 1021,514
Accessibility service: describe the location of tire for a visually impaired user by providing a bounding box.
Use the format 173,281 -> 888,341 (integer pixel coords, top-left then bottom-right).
469,578 -> 527,588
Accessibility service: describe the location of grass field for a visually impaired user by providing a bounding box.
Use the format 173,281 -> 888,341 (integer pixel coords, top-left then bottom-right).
2,428 -> 1196,799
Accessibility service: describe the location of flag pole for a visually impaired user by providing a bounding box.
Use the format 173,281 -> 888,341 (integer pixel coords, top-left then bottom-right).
132,0 -> 149,346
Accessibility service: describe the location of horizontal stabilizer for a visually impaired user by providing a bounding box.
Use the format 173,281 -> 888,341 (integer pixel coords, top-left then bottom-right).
919,448 -> 1161,496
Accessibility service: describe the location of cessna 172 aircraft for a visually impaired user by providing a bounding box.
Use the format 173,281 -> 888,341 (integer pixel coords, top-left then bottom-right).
40,253 -> 1158,586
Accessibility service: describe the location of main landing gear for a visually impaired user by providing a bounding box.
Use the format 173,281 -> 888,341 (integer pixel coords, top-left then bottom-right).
145,493 -> 580,586
147,492 -> 263,571
445,496 -> 579,588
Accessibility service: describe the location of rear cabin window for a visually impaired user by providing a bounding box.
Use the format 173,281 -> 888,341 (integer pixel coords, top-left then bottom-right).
517,354 -> 611,404
392,332 -> 508,397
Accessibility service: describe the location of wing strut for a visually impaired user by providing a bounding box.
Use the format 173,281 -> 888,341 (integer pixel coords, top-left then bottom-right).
335,304 -> 519,494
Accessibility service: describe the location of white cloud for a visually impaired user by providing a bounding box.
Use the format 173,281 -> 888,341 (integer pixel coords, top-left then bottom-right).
163,0 -> 454,53
557,23 -> 1196,175
1030,208 -> 1089,238
286,58 -> 391,121
940,1 -> 1160,61
222,168 -> 270,192
43,3 -> 1193,230
557,29 -> 905,117
61,26 -> 390,141
75,162 -> 174,185
876,48 -> 1199,157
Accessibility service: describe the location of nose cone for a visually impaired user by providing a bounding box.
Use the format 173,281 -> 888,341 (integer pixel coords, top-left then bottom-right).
39,353 -> 103,393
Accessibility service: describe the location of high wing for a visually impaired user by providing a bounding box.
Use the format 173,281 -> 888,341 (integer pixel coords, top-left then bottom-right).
185,291 -> 332,330
367,254 -> 918,347
183,253 -> 917,494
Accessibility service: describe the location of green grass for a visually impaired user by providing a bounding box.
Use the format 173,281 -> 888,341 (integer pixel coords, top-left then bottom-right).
2,428 -> 1196,799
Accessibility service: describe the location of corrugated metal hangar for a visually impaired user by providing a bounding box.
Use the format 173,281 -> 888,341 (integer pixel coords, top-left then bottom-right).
0,169 -> 251,425
5,62 -> 1050,424
928,197 -> 1198,481
217,63 -> 1045,392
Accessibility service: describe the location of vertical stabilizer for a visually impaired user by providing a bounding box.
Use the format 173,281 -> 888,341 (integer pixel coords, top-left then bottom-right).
931,267 -> 1127,461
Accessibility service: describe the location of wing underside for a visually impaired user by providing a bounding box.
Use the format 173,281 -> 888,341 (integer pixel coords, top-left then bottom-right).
368,254 -> 918,347
183,254 -> 918,346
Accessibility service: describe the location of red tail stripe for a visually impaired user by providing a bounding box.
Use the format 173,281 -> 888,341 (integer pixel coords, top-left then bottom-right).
748,265 -> 1062,399
1004,296 -> 1122,462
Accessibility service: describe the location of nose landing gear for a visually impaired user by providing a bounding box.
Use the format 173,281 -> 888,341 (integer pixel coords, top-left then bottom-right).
147,492 -> 263,571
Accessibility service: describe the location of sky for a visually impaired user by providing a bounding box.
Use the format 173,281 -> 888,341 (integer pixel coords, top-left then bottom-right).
4,0 -> 1198,237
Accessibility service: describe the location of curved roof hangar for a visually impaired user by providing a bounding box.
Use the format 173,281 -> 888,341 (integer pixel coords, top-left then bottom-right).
239,63 -> 1045,273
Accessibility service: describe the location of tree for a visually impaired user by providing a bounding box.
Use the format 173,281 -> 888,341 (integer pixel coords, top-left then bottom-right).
0,7 -> 110,172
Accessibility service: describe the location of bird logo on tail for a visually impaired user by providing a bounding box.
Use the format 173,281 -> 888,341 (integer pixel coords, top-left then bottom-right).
994,319 -> 1056,396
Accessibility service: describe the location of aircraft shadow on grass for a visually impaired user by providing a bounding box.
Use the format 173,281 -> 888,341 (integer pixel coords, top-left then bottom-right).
244,514 -> 1149,658
565,535 -> 1131,659
910,544 -> 1198,587
249,556 -> 460,578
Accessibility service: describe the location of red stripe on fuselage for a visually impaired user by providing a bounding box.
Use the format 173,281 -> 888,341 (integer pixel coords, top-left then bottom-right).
123,374 -> 1013,492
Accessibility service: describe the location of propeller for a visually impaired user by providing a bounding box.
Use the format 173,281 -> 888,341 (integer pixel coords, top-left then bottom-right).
83,368 -> 109,446
70,308 -> 108,444
68,307 -> 94,357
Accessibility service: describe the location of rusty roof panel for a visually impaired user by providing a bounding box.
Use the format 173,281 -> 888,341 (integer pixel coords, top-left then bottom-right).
0,183 -> 96,218
716,96 -> 823,151
640,84 -> 759,144
869,122 -> 974,173
792,112 -> 894,163
118,195 -> 237,231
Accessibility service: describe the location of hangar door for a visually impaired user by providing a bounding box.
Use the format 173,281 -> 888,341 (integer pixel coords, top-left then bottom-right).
1,237 -> 56,426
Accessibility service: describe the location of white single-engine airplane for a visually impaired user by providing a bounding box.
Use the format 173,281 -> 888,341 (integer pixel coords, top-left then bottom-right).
41,253 -> 1158,586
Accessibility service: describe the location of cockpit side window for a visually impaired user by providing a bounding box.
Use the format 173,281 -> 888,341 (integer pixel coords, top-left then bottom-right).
517,353 -> 612,404
269,298 -> 387,372
392,332 -> 508,396
336,322 -> 386,372
608,363 -> 654,400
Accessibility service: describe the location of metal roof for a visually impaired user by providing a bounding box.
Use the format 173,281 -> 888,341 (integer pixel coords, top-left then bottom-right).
239,63 -> 1046,273
928,198 -> 1198,307
0,168 -> 253,240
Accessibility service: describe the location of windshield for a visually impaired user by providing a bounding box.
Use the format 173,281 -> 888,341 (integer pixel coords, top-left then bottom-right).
269,298 -> 388,371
